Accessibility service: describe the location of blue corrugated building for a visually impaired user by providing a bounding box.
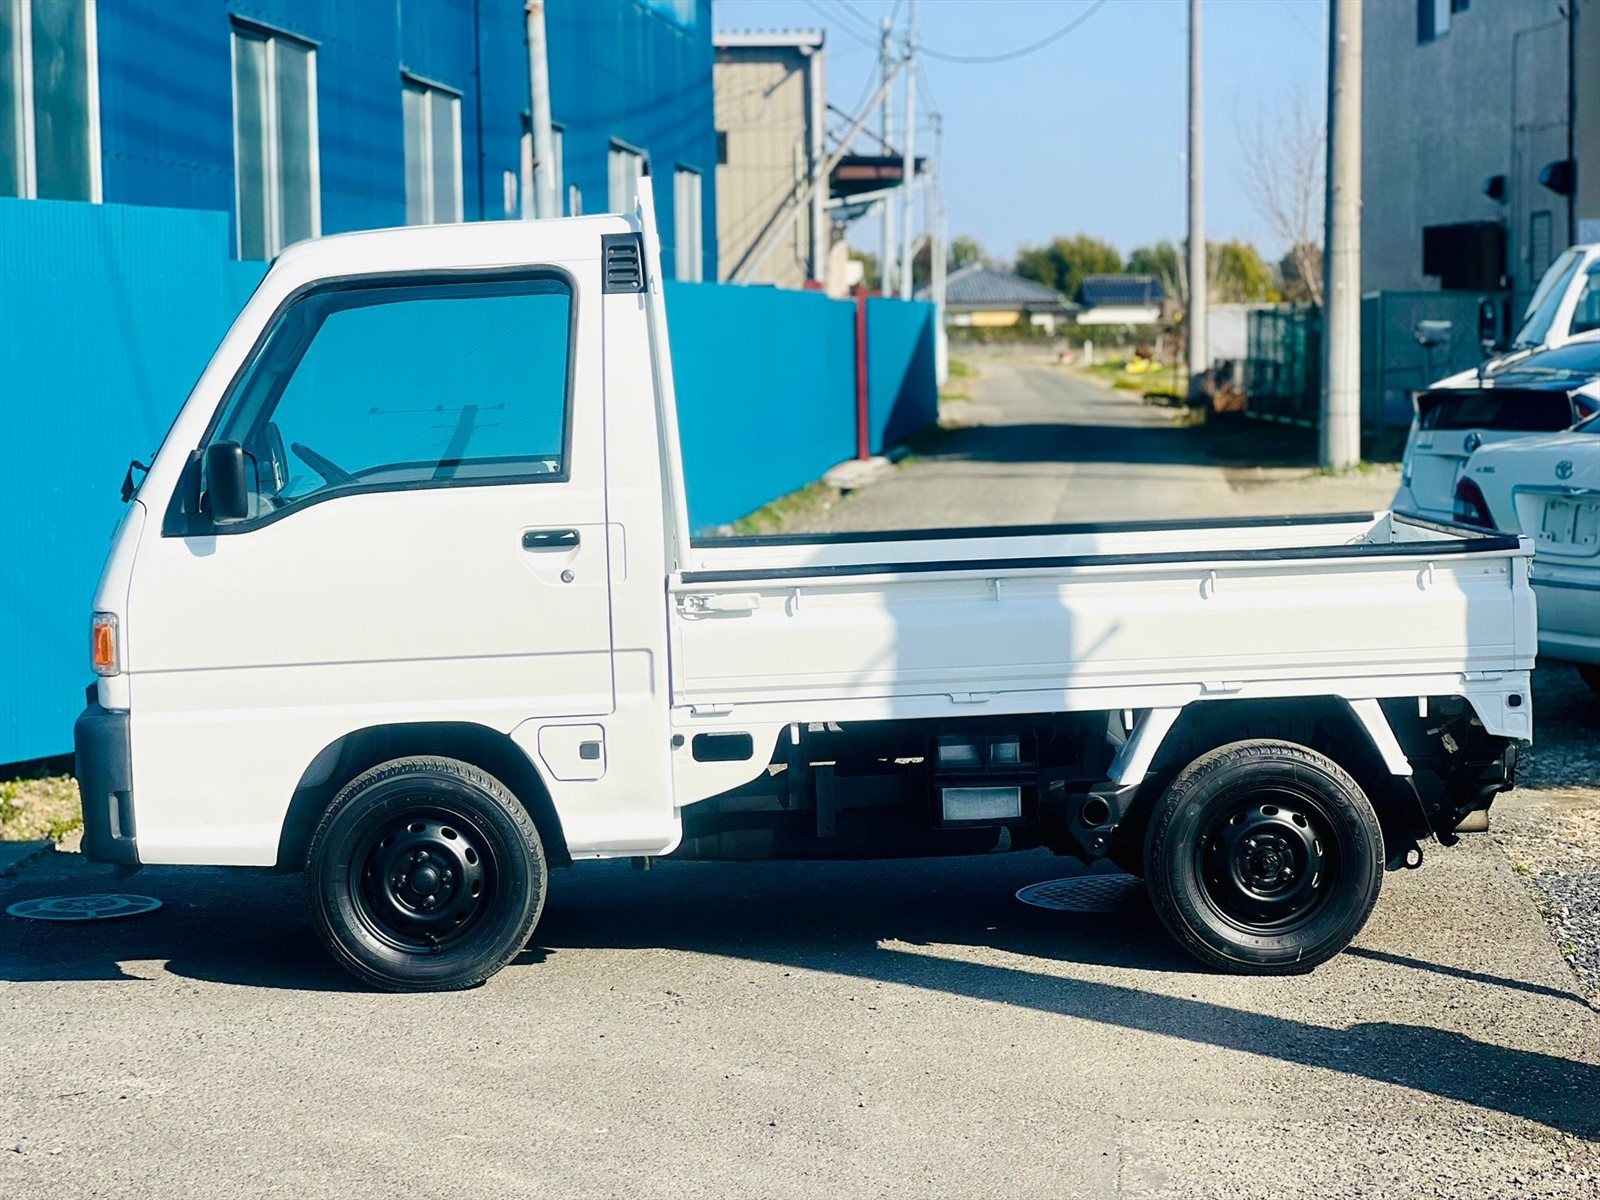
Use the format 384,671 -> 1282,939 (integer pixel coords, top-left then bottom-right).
5,0 -> 716,278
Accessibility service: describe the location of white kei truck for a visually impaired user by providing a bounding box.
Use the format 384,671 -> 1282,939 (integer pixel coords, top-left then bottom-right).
76,180 -> 1537,991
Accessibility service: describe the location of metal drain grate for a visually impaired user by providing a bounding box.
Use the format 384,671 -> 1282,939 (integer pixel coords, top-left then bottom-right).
1015,875 -> 1147,914
6,894 -> 163,922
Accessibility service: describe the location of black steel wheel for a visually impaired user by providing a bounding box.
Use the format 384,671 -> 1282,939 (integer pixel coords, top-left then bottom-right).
306,756 -> 546,991
1144,739 -> 1382,974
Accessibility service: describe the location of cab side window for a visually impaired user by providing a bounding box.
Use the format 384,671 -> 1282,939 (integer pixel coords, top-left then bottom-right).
195,274 -> 572,529
1571,272 -> 1600,336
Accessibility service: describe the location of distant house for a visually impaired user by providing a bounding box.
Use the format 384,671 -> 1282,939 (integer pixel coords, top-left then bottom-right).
933,265 -> 1078,334
1076,275 -> 1165,325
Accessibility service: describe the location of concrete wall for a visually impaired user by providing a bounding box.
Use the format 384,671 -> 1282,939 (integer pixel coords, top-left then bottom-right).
1361,0 -> 1569,294
713,39 -> 818,286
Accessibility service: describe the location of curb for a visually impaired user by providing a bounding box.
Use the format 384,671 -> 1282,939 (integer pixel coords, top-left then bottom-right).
0,839 -> 55,879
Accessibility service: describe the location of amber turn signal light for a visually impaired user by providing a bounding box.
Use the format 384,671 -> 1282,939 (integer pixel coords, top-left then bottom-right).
91,613 -> 120,676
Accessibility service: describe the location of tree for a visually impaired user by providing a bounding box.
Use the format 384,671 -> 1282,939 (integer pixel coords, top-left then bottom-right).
1239,91 -> 1325,305
949,235 -> 987,270
1210,239 -> 1274,303
1128,240 -> 1184,302
1278,243 -> 1323,304
1127,238 -> 1274,307
848,247 -> 880,291
1014,234 -> 1122,300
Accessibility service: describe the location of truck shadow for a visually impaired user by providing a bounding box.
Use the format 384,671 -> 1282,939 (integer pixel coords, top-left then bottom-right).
2,853 -> 1595,1139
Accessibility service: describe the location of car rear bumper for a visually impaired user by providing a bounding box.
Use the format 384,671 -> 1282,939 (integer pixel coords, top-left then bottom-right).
73,697 -> 140,865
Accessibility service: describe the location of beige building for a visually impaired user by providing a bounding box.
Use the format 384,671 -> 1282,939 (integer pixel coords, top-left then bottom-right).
713,30 -> 827,288
1362,0 -> 1599,300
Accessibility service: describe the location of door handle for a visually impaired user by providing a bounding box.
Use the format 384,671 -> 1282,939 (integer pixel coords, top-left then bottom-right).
522,528 -> 580,550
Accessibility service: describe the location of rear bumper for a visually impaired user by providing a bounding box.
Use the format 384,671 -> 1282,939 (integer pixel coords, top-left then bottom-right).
73,698 -> 140,865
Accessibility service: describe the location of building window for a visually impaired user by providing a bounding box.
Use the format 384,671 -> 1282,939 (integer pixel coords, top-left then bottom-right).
519,120 -> 562,218
0,0 -> 101,201
608,141 -> 643,214
233,23 -> 319,260
674,166 -> 702,282
402,76 -> 461,225
1417,0 -> 1453,43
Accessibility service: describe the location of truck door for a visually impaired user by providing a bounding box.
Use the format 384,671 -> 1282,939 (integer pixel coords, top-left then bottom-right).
125,267 -> 613,864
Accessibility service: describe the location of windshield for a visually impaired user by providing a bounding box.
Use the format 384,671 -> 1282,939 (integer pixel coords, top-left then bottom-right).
1513,248 -> 1585,349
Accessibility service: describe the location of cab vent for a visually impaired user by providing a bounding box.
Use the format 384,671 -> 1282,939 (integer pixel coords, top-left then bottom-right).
602,234 -> 645,294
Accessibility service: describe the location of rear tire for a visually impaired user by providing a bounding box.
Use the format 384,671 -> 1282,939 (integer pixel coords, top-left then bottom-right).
1144,739 -> 1383,975
1579,664 -> 1600,695
306,756 -> 546,991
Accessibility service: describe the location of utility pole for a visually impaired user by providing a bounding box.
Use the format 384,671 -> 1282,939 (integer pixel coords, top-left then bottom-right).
808,40 -> 827,283
880,17 -> 896,295
931,112 -> 948,383
899,0 -> 918,301
525,0 -> 558,219
1186,0 -> 1207,398
1321,0 -> 1362,469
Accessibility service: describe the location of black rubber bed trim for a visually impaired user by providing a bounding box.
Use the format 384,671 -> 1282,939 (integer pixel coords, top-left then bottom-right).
681,520 -> 1523,585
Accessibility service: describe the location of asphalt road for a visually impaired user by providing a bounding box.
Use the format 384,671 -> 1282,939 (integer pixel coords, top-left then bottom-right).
4,358 -> 1598,1198
801,358 -> 1401,534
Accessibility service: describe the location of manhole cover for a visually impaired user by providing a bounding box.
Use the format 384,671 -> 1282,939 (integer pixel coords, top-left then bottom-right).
1016,875 -> 1146,914
6,894 -> 163,922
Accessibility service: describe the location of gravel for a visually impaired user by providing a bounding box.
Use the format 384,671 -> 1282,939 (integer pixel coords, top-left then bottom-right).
1492,661 -> 1600,1005
1532,872 -> 1600,998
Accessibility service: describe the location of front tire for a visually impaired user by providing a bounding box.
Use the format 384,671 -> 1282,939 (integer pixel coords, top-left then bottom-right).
1144,739 -> 1383,975
1579,664 -> 1600,696
306,756 -> 546,991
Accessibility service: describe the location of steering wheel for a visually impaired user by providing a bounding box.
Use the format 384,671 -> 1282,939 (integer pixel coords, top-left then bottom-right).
289,441 -> 358,486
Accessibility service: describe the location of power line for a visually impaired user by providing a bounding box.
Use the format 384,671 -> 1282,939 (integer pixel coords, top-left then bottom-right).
802,0 -> 878,48
919,0 -> 1109,65
834,0 -> 880,36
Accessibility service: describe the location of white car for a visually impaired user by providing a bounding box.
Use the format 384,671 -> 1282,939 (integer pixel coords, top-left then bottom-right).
1432,243 -> 1600,389
1392,341 -> 1600,522
1459,417 -> 1600,693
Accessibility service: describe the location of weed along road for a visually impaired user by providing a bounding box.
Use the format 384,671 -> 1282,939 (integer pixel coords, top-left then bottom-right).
4,350 -> 1599,1198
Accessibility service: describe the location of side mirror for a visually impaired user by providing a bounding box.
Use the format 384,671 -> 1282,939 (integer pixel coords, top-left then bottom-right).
203,441 -> 251,523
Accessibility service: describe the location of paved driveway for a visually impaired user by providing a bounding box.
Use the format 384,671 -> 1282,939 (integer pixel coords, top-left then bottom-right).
4,357 -> 1597,1198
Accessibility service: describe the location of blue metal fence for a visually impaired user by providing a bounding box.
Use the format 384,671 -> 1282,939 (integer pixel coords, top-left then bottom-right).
0,200 -> 936,764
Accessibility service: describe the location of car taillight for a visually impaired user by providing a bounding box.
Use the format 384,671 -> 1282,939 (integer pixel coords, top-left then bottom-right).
1452,477 -> 1496,528
91,613 -> 120,676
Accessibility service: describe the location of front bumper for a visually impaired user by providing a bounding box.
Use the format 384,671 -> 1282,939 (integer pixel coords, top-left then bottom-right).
73,695 -> 140,865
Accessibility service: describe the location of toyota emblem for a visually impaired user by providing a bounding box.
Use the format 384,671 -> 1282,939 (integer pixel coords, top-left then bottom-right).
1556,459 -> 1575,480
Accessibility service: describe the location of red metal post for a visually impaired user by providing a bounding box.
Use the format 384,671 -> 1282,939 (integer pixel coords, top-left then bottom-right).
854,286 -> 870,460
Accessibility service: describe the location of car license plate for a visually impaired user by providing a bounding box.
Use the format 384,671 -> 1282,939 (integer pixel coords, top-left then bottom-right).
1539,497 -> 1600,550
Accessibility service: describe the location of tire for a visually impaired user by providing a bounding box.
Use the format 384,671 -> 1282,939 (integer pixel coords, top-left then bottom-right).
305,756 -> 546,991
1579,664 -> 1600,695
1143,739 -> 1383,975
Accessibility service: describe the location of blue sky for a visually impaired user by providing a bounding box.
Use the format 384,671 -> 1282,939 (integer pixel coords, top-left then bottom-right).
713,0 -> 1328,266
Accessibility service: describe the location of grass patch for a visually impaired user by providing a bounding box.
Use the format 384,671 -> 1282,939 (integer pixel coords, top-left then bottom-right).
941,356 -> 975,403
728,480 -> 840,537
0,774 -> 82,842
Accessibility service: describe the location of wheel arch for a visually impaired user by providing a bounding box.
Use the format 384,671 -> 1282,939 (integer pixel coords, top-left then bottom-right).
1123,696 -> 1423,859
276,722 -> 572,871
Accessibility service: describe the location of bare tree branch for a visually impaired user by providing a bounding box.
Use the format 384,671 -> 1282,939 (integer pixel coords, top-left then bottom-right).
1239,92 -> 1325,306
